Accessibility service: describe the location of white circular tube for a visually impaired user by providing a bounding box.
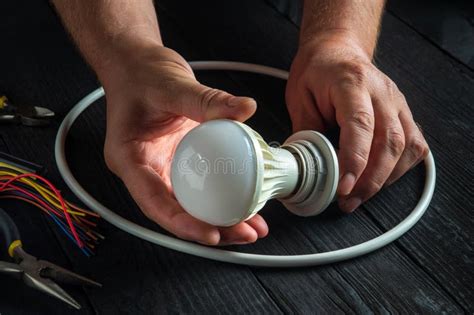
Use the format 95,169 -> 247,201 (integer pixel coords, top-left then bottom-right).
55,61 -> 436,267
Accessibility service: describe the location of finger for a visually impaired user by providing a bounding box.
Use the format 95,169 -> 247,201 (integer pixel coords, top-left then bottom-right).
171,81 -> 257,123
120,163 -> 221,245
217,214 -> 269,246
339,99 -> 405,212
218,222 -> 258,245
245,214 -> 269,238
386,111 -> 429,185
333,85 -> 374,196
286,87 -> 326,132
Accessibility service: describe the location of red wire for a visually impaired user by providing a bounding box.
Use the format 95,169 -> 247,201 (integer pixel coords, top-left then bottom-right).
0,175 -> 100,218
0,195 -> 51,215
3,185 -> 64,218
0,173 -> 83,248
0,195 -> 96,251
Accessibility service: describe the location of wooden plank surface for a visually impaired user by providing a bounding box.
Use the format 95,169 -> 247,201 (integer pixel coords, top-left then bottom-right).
0,0 -> 472,314
154,1 -> 472,313
365,12 -> 474,312
387,0 -> 474,70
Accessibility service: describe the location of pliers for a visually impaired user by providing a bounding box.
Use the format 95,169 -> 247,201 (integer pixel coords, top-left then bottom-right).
0,207 -> 101,309
0,95 -> 55,126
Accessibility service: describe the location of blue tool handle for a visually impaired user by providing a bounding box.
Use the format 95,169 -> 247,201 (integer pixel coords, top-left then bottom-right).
0,207 -> 21,256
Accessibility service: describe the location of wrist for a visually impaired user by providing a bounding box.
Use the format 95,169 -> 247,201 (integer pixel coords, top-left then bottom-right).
299,29 -> 374,62
97,44 -> 194,104
94,36 -> 164,83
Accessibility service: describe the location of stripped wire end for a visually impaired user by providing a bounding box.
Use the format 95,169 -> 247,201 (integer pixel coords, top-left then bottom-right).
0,161 -> 102,257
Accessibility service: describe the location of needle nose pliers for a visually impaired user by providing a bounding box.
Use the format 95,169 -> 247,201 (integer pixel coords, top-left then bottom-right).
0,207 -> 101,309
0,95 -> 55,126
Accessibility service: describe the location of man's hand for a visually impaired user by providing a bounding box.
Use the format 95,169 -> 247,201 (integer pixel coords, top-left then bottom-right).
101,46 -> 268,245
52,0 -> 268,245
286,32 -> 429,212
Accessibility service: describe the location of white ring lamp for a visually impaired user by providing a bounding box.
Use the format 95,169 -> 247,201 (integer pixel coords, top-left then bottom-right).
55,61 -> 436,267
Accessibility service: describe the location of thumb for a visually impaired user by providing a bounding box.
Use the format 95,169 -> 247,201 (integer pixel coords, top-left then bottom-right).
173,81 -> 257,122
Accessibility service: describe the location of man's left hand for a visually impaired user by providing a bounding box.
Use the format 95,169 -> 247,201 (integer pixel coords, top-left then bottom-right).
286,32 -> 429,212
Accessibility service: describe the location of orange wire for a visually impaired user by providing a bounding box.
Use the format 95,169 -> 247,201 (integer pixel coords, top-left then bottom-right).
0,173 -> 83,247
0,195 -> 51,215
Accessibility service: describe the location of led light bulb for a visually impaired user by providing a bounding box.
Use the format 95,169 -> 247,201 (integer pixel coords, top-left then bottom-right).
171,119 -> 339,226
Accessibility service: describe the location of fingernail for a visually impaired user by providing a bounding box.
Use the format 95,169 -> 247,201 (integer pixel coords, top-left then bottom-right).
233,239 -> 252,245
339,197 -> 361,213
227,96 -> 254,107
202,231 -> 220,246
229,233 -> 258,245
338,173 -> 356,196
221,237 -> 249,245
227,97 -> 242,107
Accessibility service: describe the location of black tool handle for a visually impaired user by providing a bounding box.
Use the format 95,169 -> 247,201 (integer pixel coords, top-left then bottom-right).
0,207 -> 21,256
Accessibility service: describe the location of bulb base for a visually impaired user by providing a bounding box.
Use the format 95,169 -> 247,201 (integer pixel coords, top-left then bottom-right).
279,131 -> 339,217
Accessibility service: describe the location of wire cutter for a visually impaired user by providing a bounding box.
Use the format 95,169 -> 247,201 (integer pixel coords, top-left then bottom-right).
0,207 -> 101,309
0,95 -> 55,126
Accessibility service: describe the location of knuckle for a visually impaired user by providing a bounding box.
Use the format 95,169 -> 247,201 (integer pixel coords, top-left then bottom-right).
339,62 -> 368,87
377,127 -> 405,156
398,91 -> 408,104
421,145 -> 429,159
348,111 -> 374,133
382,77 -> 400,99
407,137 -> 429,160
199,88 -> 222,111
388,131 -> 406,155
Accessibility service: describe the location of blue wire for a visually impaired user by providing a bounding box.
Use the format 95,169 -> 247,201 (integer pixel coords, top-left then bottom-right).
12,189 -> 93,239
10,189 -> 94,240
48,210 -> 91,257
4,185 -> 95,257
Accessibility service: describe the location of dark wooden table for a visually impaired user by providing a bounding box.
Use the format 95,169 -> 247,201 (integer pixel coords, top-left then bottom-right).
0,1 -> 473,314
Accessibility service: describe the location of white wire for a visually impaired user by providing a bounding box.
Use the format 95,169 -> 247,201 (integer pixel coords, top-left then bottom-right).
54,61 -> 436,267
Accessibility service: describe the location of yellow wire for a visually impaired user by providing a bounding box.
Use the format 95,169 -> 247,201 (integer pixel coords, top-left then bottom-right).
0,169 -> 86,216
0,162 -> 95,216
3,168 -> 97,215
0,161 -> 101,252
0,161 -> 29,174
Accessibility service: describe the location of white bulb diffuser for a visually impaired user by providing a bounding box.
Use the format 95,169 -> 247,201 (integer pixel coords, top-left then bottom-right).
171,119 -> 339,227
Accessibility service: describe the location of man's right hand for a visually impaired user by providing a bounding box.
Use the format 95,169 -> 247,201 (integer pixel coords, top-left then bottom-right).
101,45 -> 269,245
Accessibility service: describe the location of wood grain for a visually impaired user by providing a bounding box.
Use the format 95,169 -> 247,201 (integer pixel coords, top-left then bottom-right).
0,0 -> 472,314
387,0 -> 474,70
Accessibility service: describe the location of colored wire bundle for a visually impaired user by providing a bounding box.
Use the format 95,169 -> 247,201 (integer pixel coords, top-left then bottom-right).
0,161 -> 102,257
